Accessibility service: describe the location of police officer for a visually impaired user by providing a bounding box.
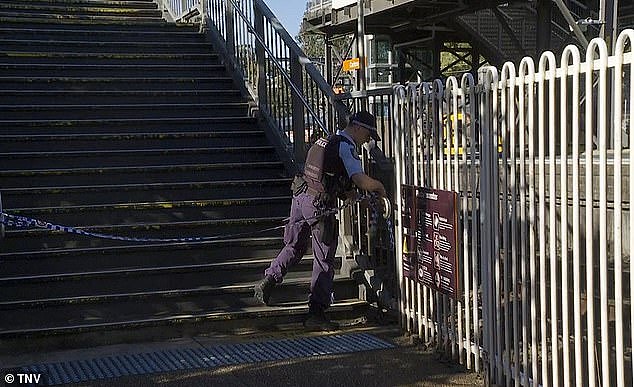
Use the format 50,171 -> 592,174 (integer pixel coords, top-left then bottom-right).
253,110 -> 386,331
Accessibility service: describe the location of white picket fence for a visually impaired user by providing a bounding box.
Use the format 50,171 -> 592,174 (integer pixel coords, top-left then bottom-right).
393,30 -> 634,387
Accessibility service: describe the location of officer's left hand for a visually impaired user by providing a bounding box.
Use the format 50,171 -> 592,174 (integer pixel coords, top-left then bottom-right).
343,190 -> 359,205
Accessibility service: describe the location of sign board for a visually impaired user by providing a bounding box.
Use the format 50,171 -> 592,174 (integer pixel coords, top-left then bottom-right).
332,0 -> 356,10
343,58 -> 360,71
401,185 -> 460,298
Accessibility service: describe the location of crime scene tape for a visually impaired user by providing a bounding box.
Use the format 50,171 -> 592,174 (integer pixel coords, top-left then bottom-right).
0,194 -> 391,244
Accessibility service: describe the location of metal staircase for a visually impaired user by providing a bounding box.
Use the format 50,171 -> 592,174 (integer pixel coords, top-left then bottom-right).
455,0 -> 632,65
0,0 -> 366,352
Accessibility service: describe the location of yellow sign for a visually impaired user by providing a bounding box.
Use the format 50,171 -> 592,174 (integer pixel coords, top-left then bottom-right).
343,58 -> 360,71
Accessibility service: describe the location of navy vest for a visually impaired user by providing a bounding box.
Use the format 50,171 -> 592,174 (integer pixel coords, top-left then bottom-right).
303,134 -> 356,200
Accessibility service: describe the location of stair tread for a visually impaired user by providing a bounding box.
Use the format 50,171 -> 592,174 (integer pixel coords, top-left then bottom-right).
0,131 -> 262,141
0,236 -> 284,258
0,277 -> 354,311
1,102 -> 248,109
0,63 -> 221,68
0,145 -> 274,157
3,178 -> 292,193
0,299 -> 367,336
0,117 -> 255,125
0,161 -> 283,175
0,52 -> 216,58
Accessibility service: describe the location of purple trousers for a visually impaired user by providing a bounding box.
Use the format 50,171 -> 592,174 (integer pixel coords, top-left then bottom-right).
264,192 -> 338,309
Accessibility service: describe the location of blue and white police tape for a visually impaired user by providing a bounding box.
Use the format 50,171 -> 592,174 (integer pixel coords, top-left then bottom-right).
0,212 -> 287,243
0,194 -> 391,244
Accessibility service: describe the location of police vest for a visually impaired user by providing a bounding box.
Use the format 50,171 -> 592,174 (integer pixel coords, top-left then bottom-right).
303,134 -> 356,201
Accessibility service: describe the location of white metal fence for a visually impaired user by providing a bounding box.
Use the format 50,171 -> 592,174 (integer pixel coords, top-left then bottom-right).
394,30 -> 633,387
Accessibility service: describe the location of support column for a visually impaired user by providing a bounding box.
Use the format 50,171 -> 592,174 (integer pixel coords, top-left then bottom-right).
325,34 -> 335,130
432,35 -> 442,79
536,0 -> 552,54
471,45 -> 480,75
290,52 -> 306,163
397,49 -> 406,84
254,5 -> 267,110
357,0 -> 367,110
225,0 -> 235,58
600,0 -> 619,52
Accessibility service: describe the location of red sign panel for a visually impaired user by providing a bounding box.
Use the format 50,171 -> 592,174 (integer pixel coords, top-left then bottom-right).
401,185 -> 460,298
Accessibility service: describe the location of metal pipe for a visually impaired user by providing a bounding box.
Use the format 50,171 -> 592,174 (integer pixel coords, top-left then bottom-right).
357,0 -> 367,109
552,0 -> 590,48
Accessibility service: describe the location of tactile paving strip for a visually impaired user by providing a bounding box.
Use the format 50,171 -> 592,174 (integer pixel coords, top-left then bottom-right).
19,333 -> 394,385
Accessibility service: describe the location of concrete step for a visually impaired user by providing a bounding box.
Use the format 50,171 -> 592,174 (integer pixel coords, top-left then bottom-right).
0,89 -> 243,104
2,216 -> 287,253
0,26 -> 203,42
0,39 -> 212,54
5,196 -> 292,225
1,234 -> 284,261
0,298 -> 367,339
5,0 -> 157,8
0,161 -> 287,187
0,145 -> 279,169
0,131 -> 266,152
0,11 -> 164,23
0,51 -> 218,65
0,261 -> 354,305
1,103 -> 250,120
0,19 -> 197,32
3,178 -> 292,207
0,3 -> 161,18
0,76 -> 233,90
0,117 -> 259,134
0,63 -> 226,78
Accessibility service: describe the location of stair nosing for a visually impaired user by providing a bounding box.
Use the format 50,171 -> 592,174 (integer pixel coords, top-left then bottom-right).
0,27 -> 199,36
0,116 -> 256,125
0,39 -> 208,46
0,236 -> 284,259
0,145 -> 274,157
0,64 -> 224,69
3,178 -> 292,194
0,300 -> 367,337
0,161 -> 283,176
0,257 -> 281,284
0,89 -> 240,95
0,276 -> 351,306
0,52 -> 217,58
0,102 -> 248,108
0,76 -> 231,81
0,130 -> 263,140
8,195 -> 290,212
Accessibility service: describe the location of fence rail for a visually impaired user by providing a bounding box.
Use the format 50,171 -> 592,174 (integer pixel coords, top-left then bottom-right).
393,30 -> 633,387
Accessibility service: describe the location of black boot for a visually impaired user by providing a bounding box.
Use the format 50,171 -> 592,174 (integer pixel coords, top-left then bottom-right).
253,275 -> 276,306
303,304 -> 338,331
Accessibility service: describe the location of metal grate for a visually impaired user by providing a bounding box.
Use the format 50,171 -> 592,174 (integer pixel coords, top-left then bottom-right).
19,333 -> 394,385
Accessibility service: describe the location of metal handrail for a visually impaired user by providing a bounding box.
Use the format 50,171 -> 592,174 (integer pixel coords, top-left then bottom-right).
202,0 -> 351,164
228,0 -> 329,134
161,0 -> 200,22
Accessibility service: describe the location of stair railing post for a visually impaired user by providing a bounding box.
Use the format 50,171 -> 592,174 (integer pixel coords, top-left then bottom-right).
254,4 -> 267,110
225,0 -> 235,59
0,192 -> 4,240
290,52 -> 305,163
199,0 -> 209,32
